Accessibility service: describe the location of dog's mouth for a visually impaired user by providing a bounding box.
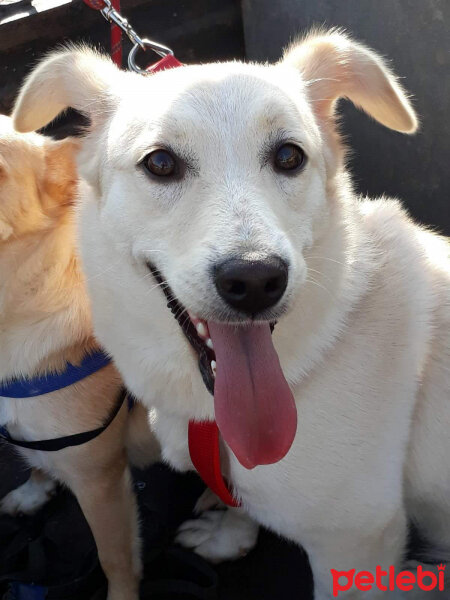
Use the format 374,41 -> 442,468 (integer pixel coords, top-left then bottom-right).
148,263 -> 297,470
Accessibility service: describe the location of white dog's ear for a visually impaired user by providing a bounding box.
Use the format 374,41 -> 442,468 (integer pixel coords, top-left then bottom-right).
13,46 -> 123,133
282,29 -> 418,134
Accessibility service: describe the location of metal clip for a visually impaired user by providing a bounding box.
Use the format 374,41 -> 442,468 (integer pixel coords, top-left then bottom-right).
98,0 -> 173,71
128,39 -> 173,73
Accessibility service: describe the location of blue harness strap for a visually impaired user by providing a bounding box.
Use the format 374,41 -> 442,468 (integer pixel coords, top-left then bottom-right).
0,350 -> 128,452
7,582 -> 48,600
0,350 -> 112,398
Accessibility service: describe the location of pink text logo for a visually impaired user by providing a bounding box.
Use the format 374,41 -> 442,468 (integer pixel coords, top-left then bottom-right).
330,564 -> 446,597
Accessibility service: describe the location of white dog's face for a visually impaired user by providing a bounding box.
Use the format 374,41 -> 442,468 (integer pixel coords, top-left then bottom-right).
13,31 -> 416,469
97,62 -> 324,324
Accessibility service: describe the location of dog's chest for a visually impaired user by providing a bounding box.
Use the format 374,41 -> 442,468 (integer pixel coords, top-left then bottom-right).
151,408 -> 194,472
0,398 -> 17,427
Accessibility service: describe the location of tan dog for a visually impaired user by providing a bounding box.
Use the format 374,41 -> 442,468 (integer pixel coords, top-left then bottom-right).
0,115 -> 145,600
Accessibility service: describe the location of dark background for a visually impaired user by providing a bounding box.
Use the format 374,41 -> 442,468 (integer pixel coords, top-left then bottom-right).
1,0 -> 449,234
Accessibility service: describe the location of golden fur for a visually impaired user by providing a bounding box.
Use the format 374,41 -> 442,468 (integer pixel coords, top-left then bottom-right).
0,115 -> 147,600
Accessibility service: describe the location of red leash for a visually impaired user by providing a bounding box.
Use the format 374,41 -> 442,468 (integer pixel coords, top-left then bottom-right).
145,54 -> 183,73
109,0 -> 122,67
82,1 -> 240,508
82,0 -> 122,66
82,0 -> 175,73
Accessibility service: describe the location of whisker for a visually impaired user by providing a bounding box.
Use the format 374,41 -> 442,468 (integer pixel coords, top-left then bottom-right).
306,255 -> 346,267
142,278 -> 169,297
83,262 -> 119,284
180,312 -> 191,330
306,266 -> 332,283
305,277 -> 335,300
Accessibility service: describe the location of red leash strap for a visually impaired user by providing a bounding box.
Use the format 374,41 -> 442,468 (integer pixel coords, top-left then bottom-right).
189,421 -> 241,508
82,0 -> 104,8
82,0 -> 122,66
82,0 -> 178,73
109,0 -> 122,67
146,54 -> 183,73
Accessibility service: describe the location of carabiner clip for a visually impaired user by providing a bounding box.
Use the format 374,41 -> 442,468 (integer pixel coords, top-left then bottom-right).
128,39 -> 174,74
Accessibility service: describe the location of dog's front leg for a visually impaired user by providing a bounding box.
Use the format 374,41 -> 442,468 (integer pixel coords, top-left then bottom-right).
0,468 -> 57,515
299,507 -> 407,600
52,441 -> 141,600
176,495 -> 259,563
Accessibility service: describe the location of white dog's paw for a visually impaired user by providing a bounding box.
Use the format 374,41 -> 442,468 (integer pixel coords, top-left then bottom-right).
0,472 -> 56,516
194,488 -> 221,514
175,508 -> 259,563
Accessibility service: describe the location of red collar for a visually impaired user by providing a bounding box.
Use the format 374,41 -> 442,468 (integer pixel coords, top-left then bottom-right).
188,420 -> 240,507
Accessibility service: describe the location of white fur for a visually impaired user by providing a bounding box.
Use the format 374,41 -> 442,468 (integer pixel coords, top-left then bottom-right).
0,471 -> 56,516
13,31 -> 450,599
176,508 -> 258,563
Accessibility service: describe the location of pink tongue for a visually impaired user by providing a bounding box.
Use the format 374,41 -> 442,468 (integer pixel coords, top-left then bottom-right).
208,322 -> 297,470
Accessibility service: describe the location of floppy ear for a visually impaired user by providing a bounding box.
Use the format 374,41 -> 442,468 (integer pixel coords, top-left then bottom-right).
0,159 -> 14,241
282,29 -> 418,134
42,137 -> 80,202
13,46 -> 124,133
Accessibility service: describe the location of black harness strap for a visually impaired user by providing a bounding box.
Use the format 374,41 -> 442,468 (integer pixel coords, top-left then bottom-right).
0,388 -> 127,452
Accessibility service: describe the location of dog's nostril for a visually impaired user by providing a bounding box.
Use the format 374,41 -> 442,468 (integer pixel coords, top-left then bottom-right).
228,280 -> 246,298
214,255 -> 288,316
265,277 -> 281,295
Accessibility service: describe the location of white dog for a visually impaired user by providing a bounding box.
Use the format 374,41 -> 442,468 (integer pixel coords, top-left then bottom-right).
13,30 -> 450,599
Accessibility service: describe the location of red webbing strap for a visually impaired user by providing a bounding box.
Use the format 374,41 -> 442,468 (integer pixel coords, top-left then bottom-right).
146,54 -> 183,73
82,0 -> 122,66
82,0 -> 104,7
110,0 -> 122,67
188,421 -> 241,508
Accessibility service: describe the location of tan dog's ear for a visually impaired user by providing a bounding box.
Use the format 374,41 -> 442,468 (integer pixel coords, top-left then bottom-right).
0,159 -> 14,241
13,46 -> 124,133
282,29 -> 418,134
43,137 -> 81,201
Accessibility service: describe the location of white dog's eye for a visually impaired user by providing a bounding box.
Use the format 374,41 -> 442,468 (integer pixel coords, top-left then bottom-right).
143,149 -> 176,177
274,144 -> 306,172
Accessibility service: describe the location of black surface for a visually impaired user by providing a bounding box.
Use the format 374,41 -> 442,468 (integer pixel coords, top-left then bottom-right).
0,447 -> 313,599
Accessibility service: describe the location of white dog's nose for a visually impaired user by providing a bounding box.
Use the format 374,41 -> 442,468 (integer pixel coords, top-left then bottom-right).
214,255 -> 288,316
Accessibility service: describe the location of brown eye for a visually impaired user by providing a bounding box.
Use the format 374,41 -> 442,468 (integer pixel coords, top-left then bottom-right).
274,143 -> 305,172
144,149 -> 176,177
